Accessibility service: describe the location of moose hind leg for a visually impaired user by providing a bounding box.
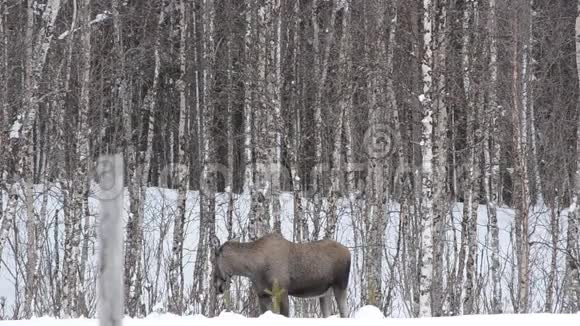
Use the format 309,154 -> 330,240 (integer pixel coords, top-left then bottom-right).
319,294 -> 332,318
280,293 -> 290,317
333,286 -> 348,318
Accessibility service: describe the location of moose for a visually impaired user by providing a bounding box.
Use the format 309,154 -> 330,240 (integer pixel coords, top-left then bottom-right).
211,232 -> 351,318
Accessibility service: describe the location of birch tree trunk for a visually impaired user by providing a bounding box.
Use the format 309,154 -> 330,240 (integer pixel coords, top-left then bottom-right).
249,2 -> 270,241
567,0 -> 580,312
311,0 -> 324,237
512,11 -> 531,312
124,1 -> 163,317
523,0 -> 542,206
72,0 -> 92,316
168,0 -> 190,315
419,0 -> 435,317
459,1 -> 479,315
23,0 -> 39,306
362,0 -> 390,308
192,0 -> 216,316
431,0 -> 448,316
225,9 -> 235,241
310,0 -> 338,240
268,0 -> 282,234
289,0 -> 303,243
242,0 -> 254,195
485,0 -> 502,315
545,195 -> 560,312
111,5 -> 131,312
0,0 -> 6,164
49,8 -> 78,312
326,1 -> 351,240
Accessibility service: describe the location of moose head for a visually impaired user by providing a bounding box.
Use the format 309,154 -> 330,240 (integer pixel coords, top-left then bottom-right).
210,234 -> 239,295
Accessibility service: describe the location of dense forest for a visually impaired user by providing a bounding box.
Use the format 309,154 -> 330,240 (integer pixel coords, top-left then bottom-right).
0,0 -> 580,320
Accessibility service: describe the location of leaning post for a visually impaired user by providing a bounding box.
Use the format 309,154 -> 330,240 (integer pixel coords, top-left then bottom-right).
97,153 -> 124,326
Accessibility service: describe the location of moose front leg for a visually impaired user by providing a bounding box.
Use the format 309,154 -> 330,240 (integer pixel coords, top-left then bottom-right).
320,295 -> 331,318
258,294 -> 272,315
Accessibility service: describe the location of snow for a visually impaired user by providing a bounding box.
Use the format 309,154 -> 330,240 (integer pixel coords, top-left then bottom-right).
58,31 -> 70,40
90,12 -> 111,25
0,308 -> 578,325
352,305 -> 384,319
9,116 -> 22,139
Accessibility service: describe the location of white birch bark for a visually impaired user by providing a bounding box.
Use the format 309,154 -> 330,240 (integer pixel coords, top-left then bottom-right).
525,0 -> 542,206
544,198 -> 559,312
203,0 -> 217,314
191,0 -> 216,315
289,0 -> 303,242
72,0 -> 91,316
310,0 -> 338,240
311,0 -> 323,205
485,0 -> 502,314
419,0 -> 435,317
512,12 -> 531,312
460,1 -> 478,315
226,22 -> 235,240
169,0 -> 189,315
432,1 -> 448,316
567,0 -> 580,311
23,5 -> 40,304
125,1 -> 163,317
249,1 -> 270,241
0,0 -> 6,162
363,0 -> 390,307
242,0 -> 254,195
268,0 -> 282,233
326,1 -> 351,240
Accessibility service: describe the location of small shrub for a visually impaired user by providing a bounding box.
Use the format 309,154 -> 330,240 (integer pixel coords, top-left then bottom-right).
265,279 -> 285,314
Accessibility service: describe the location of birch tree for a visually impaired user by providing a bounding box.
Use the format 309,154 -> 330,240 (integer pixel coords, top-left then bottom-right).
485,0 -> 502,314
123,1 -> 164,317
458,0 -> 480,315
431,0 -> 449,316
511,4 -> 531,311
309,0 -> 338,240
567,0 -> 580,312
361,0 -> 390,308
288,0 -> 304,243
168,0 -> 189,314
190,0 -> 216,316
419,0 -> 435,317
242,0 -> 254,196
325,0 -> 352,240
73,0 -> 92,316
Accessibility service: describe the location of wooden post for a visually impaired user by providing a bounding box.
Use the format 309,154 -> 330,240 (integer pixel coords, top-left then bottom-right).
97,153 -> 124,326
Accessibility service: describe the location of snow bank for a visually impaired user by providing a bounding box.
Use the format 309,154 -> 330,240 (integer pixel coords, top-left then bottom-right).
0,307 -> 579,326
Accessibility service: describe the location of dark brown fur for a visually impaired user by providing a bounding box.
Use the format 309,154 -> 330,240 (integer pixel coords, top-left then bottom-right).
211,232 -> 351,318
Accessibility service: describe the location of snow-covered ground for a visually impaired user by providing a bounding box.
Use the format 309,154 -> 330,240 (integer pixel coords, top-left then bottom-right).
0,306 -> 579,326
